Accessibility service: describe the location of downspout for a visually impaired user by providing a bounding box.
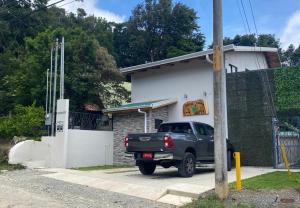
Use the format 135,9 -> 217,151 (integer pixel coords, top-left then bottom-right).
138,109 -> 147,133
206,54 -> 213,64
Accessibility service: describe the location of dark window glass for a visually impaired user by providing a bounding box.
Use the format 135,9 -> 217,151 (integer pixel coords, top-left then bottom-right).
158,123 -> 192,134
155,119 -> 163,129
194,123 -> 207,135
206,125 -> 214,136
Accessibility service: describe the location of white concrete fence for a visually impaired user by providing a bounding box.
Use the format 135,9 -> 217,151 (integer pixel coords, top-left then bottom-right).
9,99 -> 113,168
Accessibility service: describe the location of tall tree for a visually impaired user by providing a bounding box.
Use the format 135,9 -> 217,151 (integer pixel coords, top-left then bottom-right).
5,27 -> 128,112
113,0 -> 205,67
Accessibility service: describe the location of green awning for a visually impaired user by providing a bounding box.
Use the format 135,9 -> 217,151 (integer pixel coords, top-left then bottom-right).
103,99 -> 177,113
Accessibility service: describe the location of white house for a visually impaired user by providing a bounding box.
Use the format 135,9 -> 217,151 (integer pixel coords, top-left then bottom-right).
105,44 -> 281,164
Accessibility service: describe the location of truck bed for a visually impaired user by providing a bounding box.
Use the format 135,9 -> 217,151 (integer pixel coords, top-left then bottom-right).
126,132 -> 167,152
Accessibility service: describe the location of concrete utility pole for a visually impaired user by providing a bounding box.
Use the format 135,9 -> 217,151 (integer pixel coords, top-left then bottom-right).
213,0 -> 229,200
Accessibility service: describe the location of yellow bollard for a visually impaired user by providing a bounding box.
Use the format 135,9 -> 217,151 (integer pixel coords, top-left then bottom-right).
280,143 -> 292,176
233,152 -> 242,190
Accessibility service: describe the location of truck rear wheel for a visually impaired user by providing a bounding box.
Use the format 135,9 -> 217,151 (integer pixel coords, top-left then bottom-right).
178,152 -> 195,177
138,162 -> 156,175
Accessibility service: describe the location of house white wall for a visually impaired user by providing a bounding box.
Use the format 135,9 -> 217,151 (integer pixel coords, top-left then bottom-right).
132,59 -> 215,126
131,51 -> 269,128
225,51 -> 268,72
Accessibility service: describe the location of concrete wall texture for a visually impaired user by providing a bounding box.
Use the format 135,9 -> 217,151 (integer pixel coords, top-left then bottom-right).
9,99 -> 114,168
67,130 -> 113,168
226,69 -> 275,166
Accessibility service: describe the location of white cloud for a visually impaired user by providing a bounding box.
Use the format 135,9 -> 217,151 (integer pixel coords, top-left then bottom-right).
50,0 -> 125,23
281,10 -> 300,49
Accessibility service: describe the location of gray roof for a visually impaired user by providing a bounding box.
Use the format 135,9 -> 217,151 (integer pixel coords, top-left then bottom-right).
120,44 -> 279,74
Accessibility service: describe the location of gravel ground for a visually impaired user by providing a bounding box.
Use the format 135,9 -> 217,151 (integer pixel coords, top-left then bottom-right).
228,189 -> 300,208
0,169 -> 175,208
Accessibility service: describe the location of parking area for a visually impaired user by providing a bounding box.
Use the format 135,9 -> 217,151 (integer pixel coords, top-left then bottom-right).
43,167 -> 275,206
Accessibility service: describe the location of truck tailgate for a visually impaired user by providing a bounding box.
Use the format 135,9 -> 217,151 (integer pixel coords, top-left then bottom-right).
127,133 -> 166,152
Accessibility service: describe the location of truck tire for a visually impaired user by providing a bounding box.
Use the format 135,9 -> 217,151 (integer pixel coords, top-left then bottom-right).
138,162 -> 156,175
227,150 -> 232,171
178,152 -> 195,177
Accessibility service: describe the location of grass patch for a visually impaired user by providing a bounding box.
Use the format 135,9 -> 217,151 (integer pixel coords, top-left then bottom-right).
230,171 -> 300,190
0,162 -> 25,172
183,195 -> 253,208
73,165 -> 133,171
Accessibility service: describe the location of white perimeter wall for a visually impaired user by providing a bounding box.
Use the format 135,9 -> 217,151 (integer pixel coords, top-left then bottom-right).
9,140 -> 50,165
9,99 -> 114,169
67,130 -> 113,168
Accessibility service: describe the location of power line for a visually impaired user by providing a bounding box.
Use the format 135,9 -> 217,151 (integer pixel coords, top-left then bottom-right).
0,0 -> 67,19
236,0 -> 248,35
240,0 -> 251,34
248,0 -> 258,36
234,0 -> 278,118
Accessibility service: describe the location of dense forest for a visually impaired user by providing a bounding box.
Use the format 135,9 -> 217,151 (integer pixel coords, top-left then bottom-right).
0,0 -> 299,115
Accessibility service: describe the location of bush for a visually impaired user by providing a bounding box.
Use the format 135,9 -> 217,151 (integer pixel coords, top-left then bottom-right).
0,104 -> 45,140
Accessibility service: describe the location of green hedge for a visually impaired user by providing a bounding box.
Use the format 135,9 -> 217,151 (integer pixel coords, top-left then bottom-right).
274,67 -> 300,113
0,104 -> 45,140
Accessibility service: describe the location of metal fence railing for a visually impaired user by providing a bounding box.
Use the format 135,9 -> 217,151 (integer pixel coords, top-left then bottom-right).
273,118 -> 300,169
68,112 -> 112,131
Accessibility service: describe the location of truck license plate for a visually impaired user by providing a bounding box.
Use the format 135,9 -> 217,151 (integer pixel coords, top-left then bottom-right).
143,153 -> 153,158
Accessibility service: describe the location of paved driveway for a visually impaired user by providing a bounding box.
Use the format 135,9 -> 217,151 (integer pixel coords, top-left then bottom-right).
43,167 -> 275,206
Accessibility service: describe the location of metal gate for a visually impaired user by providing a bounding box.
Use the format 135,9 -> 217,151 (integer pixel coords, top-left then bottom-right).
272,118 -> 300,169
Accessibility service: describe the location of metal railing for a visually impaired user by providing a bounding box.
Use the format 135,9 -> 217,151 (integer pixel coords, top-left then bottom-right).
68,112 -> 112,131
273,118 -> 300,169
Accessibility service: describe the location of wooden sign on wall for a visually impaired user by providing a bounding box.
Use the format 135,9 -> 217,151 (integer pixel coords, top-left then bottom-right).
183,99 -> 208,116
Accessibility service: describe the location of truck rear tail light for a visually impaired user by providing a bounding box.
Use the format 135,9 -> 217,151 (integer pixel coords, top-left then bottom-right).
164,135 -> 174,148
124,135 -> 129,148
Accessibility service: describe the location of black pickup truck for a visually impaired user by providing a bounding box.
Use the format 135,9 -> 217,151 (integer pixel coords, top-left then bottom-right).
124,121 -> 234,177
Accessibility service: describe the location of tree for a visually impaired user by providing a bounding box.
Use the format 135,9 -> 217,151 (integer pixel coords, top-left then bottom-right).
113,0 -> 205,67
209,34 -> 279,48
4,27 -> 129,112
257,34 -> 279,48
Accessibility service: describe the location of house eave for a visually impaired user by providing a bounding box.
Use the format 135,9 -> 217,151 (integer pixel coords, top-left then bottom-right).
120,44 -> 279,75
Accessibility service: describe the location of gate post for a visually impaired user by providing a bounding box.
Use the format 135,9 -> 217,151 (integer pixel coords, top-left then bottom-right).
272,117 -> 279,168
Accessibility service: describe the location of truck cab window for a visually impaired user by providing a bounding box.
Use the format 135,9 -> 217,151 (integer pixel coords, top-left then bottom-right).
158,123 -> 192,134
194,123 -> 207,136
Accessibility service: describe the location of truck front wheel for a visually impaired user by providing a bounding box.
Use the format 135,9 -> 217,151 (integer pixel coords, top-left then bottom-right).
138,162 -> 156,175
178,152 -> 195,177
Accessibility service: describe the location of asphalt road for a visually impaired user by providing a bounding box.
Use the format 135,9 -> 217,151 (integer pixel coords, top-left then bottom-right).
0,169 -> 174,208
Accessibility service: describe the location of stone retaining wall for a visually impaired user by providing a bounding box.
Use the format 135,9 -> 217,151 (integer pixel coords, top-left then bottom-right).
112,107 -> 168,164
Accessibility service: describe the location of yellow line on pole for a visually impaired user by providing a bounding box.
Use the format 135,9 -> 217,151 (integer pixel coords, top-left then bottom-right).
280,143 -> 292,176
233,152 -> 242,190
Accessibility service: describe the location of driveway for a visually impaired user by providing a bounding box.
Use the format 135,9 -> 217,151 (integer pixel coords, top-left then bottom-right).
42,167 -> 275,206
0,169 -> 173,208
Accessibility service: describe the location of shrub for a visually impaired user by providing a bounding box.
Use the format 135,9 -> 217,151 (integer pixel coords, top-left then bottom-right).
0,104 -> 45,140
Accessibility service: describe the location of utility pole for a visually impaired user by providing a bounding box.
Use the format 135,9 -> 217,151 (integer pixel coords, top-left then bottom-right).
213,0 -> 229,200
49,47 -> 53,115
46,68 -> 49,116
60,37 -> 64,99
51,39 -> 59,136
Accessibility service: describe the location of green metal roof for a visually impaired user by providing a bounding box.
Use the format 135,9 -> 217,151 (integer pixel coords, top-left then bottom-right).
120,100 -> 164,108
103,99 -> 177,113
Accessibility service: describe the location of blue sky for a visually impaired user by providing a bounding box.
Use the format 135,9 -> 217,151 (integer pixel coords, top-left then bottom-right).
57,0 -> 300,49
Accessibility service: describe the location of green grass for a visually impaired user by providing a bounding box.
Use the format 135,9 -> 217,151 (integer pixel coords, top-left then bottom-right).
73,165 -> 133,171
183,195 -> 253,208
230,171 -> 300,190
0,162 -> 25,172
